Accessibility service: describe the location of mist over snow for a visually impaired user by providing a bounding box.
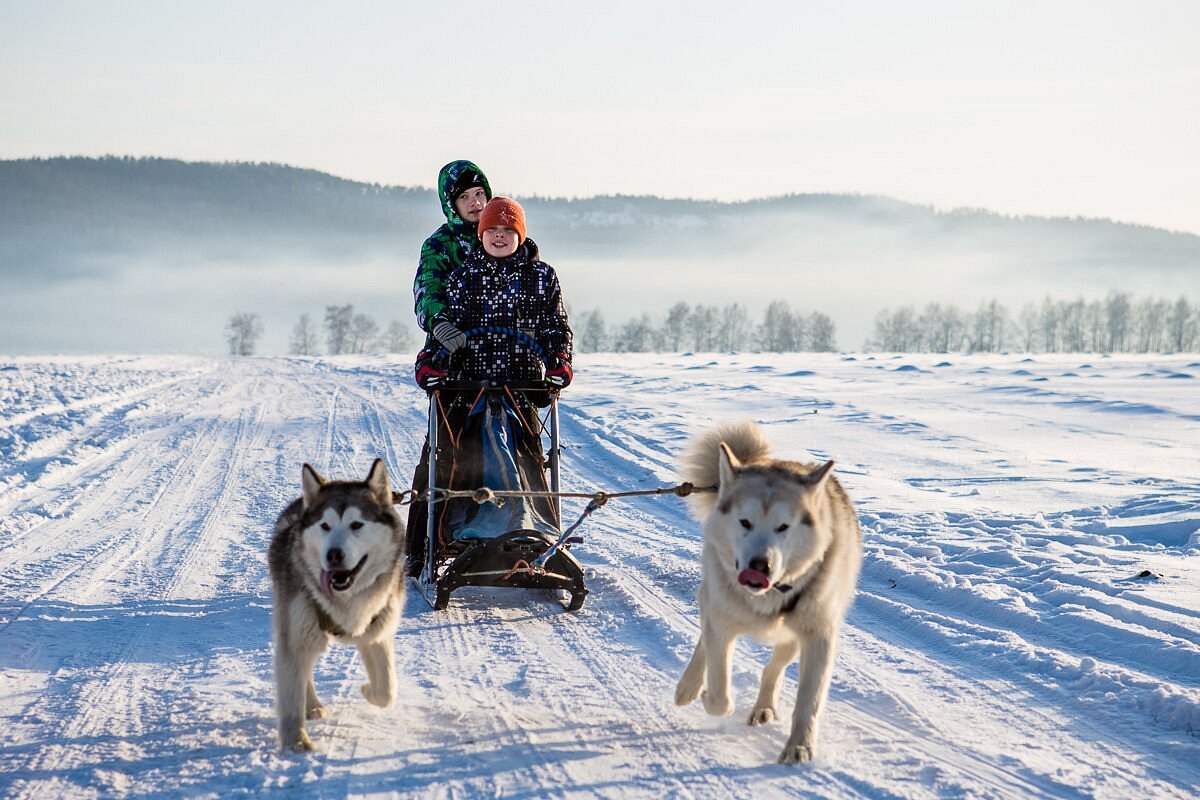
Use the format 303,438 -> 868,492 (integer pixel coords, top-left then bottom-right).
2,157 -> 1199,355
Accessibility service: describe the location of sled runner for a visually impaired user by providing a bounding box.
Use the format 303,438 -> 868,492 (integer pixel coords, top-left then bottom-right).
412,379 -> 587,612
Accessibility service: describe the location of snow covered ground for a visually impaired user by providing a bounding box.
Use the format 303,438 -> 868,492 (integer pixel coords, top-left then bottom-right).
1,352 -> 1198,799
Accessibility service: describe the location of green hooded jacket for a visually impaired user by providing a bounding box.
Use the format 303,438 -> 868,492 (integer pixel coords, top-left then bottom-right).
413,160 -> 493,331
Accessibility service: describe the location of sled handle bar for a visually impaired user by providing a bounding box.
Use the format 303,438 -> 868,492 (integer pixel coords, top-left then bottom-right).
433,379 -> 556,393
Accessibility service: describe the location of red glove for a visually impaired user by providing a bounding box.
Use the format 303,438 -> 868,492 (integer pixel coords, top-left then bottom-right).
545,354 -> 573,389
414,347 -> 447,391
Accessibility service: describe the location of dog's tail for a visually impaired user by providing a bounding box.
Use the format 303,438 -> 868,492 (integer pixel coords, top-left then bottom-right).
681,420 -> 771,516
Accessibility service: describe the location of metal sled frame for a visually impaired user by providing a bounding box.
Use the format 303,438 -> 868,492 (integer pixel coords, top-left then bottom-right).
418,380 -> 587,612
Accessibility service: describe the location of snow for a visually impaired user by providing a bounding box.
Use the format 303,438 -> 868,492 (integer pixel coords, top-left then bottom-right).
1,352 -> 1198,799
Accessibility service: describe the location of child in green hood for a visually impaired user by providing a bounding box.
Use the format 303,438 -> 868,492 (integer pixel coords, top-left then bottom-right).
413,160 -> 492,351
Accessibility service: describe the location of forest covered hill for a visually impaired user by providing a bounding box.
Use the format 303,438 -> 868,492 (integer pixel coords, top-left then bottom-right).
2,156 -> 1198,353
6,156 -> 1199,281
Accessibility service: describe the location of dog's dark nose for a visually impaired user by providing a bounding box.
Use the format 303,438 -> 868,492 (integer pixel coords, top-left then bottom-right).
327,548 -> 344,567
748,557 -> 770,576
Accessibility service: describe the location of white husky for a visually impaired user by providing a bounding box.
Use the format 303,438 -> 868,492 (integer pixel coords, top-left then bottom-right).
268,459 -> 405,752
674,421 -> 862,764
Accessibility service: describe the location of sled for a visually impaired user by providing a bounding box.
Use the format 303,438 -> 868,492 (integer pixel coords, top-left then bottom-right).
415,379 -> 587,612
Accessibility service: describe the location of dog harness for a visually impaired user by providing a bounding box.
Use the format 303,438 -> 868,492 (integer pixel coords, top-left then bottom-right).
302,585 -> 387,640
313,601 -> 350,638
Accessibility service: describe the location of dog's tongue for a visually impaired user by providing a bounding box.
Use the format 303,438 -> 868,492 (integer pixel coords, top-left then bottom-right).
738,568 -> 771,590
319,569 -> 334,597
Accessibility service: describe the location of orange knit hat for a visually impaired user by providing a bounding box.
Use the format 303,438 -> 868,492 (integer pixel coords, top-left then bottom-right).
478,196 -> 527,243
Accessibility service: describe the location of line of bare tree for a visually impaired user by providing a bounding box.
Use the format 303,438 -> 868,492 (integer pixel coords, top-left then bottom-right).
229,293 -> 1199,357
869,293 -> 1200,353
223,305 -> 414,356
291,305 -> 413,355
575,300 -> 838,353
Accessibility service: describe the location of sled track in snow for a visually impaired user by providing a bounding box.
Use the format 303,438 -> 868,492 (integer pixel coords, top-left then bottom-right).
2,354 -> 1198,799
0,395 -> 231,627
2,372 -> 276,799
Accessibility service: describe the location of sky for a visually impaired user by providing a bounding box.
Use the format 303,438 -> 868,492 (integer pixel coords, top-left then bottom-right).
3,0 -> 1200,235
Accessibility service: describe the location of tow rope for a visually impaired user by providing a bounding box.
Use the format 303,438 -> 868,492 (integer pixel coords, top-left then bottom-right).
391,481 -> 716,578
391,480 -> 714,508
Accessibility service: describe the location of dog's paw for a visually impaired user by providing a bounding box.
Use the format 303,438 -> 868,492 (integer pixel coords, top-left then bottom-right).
361,682 -> 394,708
701,690 -> 734,717
747,706 -> 777,726
284,731 -> 316,753
306,704 -> 330,720
674,677 -> 702,707
778,742 -> 815,765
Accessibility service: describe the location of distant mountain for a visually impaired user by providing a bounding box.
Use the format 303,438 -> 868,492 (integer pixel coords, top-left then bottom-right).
2,156 -> 1198,354
1,157 -> 434,281
6,156 -> 1199,278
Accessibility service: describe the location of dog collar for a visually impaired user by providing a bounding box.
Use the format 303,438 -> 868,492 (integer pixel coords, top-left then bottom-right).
773,557 -> 824,615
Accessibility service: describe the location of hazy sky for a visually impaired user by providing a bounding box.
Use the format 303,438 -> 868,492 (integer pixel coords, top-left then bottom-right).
3,1 -> 1199,234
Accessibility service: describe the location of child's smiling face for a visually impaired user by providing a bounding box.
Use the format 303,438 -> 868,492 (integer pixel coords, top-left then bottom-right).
482,226 -> 521,258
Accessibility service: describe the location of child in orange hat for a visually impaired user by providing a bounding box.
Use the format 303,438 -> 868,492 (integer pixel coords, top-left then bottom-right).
416,196 -> 573,388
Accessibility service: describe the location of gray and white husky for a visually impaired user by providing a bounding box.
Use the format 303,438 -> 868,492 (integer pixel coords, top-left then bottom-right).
268,459 -> 405,752
674,421 -> 862,764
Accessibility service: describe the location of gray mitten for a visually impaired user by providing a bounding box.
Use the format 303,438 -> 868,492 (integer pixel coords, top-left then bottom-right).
432,320 -> 467,353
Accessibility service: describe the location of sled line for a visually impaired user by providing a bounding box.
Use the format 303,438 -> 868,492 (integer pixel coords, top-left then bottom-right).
391,480 -> 715,508
394,481 -> 716,584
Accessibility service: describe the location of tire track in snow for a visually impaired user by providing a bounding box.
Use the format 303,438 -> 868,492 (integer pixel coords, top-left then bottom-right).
0,365 -> 215,517
0,367 -> 221,535
330,375 -> 426,484
2,456 -> 226,790
853,577 -> 1200,737
0,405 -> 229,620
321,385 -> 341,474
6,355 -> 1198,798
0,443 -> 159,610
842,597 -> 1200,796
156,373 -> 272,600
2,366 -> 282,799
0,366 -> 205,434
547,368 -> 1188,797
859,510 -> 1200,712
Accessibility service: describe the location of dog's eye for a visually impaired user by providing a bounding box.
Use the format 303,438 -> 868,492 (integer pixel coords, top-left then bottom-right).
800,513 -> 813,526
739,519 -> 752,530
349,521 -> 364,531
320,522 -> 331,532
775,523 -> 790,533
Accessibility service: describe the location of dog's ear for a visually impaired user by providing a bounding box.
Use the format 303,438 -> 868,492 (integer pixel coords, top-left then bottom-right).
301,464 -> 325,510
807,460 -> 835,488
717,441 -> 741,498
365,458 -> 391,504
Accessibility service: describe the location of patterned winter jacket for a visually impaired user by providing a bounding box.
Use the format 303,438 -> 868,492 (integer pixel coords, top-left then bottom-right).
444,238 -> 573,382
412,160 -> 493,332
